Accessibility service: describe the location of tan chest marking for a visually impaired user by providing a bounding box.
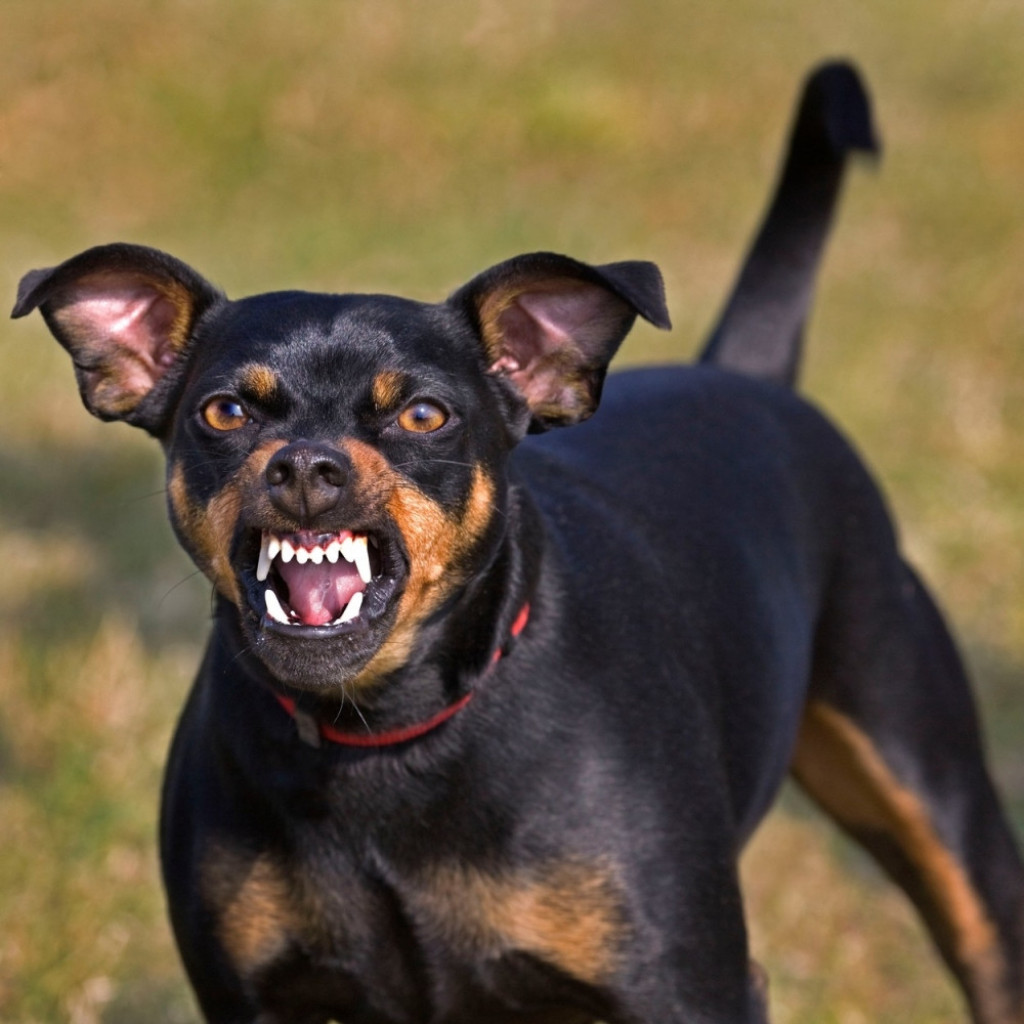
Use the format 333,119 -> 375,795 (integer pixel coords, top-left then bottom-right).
202,846 -> 302,975
412,860 -> 628,986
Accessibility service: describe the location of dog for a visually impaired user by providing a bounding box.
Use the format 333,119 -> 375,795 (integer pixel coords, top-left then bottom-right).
13,61 -> 1024,1024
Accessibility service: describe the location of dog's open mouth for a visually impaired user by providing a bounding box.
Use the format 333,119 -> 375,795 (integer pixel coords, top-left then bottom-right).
246,528 -> 401,633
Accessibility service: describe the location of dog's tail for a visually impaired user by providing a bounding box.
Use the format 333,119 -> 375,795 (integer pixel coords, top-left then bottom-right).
698,60 -> 879,388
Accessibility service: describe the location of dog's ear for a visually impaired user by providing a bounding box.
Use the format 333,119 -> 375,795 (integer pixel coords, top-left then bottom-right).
453,253 -> 670,430
12,243 -> 222,434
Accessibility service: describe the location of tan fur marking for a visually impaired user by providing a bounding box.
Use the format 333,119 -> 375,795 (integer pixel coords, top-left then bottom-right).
792,700 -> 1011,1020
371,370 -> 407,412
344,440 -> 495,688
202,846 -> 299,974
414,860 -> 628,984
239,363 -> 279,403
461,462 -> 496,544
152,276 -> 196,353
92,377 -> 139,417
477,289 -> 519,364
167,463 -> 239,604
167,441 -> 286,605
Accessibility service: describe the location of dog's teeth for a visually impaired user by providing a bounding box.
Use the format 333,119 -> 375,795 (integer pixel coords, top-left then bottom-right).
352,536 -> 372,584
310,546 -> 325,564
296,547 -> 310,565
264,588 -> 291,624
340,536 -> 356,563
280,539 -> 296,563
257,534 -> 273,582
268,536 -> 281,561
326,540 -> 341,563
339,590 -> 363,623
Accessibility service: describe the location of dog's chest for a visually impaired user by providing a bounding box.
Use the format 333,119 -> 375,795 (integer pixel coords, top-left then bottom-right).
203,838 -> 622,1022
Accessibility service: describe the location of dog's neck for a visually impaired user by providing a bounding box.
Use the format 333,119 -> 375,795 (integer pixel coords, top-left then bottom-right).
273,601 -> 530,749
205,483 -> 545,743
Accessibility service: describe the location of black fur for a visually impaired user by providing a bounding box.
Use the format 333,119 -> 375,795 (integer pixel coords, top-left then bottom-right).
701,60 -> 878,385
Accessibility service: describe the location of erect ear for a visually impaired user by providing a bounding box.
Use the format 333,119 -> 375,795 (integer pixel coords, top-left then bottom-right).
452,252 -> 671,430
12,243 -> 223,433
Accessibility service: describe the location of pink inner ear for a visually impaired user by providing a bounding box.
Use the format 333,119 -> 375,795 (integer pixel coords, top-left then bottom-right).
488,283 -> 627,376
58,275 -> 186,398
515,288 -> 604,346
488,302 -> 545,375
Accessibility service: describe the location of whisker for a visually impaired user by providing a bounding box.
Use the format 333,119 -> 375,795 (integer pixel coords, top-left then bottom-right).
158,569 -> 206,611
390,458 -> 477,471
123,487 -> 173,504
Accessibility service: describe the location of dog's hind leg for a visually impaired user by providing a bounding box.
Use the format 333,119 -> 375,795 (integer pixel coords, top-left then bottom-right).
792,556 -> 1024,1024
700,59 -> 878,387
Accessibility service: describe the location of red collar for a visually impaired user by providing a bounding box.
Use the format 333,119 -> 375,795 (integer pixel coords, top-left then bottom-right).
275,603 -> 530,749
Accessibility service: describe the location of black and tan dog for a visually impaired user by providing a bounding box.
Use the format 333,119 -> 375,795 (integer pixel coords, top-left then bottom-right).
13,63 -> 1024,1023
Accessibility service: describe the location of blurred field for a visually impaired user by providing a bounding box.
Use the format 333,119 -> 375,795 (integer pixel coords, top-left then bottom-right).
2,1 -> 1023,1021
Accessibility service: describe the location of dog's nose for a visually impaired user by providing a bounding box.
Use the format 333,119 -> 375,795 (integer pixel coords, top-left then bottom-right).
265,442 -> 351,523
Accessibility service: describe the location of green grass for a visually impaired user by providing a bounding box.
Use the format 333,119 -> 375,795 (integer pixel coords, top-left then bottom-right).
3,1 -> 1024,1020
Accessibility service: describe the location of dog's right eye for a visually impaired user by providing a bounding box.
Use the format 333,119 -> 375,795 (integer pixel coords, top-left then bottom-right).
202,396 -> 251,432
397,400 -> 448,434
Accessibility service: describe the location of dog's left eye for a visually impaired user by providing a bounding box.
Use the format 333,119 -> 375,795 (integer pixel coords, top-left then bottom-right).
398,401 -> 448,434
202,397 -> 251,432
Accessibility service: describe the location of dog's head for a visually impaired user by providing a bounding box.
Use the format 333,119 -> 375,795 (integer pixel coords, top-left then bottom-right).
13,244 -> 668,693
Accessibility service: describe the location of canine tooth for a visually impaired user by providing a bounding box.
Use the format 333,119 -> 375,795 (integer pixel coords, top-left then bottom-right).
340,590 -> 363,623
352,536 -> 372,584
257,534 -> 273,582
326,540 -> 341,563
340,536 -> 356,562
296,547 -> 310,564
310,546 -> 325,564
280,539 -> 296,563
268,536 -> 281,561
264,588 -> 291,625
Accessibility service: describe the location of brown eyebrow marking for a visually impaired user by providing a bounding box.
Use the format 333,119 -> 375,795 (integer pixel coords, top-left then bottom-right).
239,363 -> 280,403
371,370 -> 409,412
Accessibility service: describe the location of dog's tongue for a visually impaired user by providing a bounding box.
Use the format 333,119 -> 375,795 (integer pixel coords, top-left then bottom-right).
277,559 -> 364,626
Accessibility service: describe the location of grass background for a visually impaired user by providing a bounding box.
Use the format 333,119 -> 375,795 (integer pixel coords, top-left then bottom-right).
2,1 -> 1024,1021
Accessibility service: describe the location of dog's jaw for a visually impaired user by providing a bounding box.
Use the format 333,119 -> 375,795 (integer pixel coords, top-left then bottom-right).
229,518 -> 412,694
